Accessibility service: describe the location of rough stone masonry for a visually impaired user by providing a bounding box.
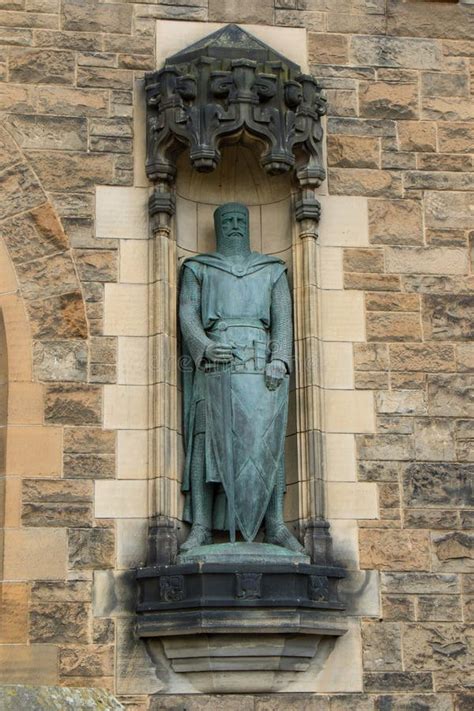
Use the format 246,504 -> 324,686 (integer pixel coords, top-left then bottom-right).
0,0 -> 472,709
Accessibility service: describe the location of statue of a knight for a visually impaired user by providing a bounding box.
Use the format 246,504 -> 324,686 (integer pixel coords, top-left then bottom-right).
179,202 -> 304,554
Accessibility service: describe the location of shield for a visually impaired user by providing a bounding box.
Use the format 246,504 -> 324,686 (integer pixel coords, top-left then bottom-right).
205,370 -> 289,542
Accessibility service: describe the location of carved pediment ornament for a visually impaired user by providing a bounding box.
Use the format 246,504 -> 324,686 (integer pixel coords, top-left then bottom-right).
145,24 -> 327,199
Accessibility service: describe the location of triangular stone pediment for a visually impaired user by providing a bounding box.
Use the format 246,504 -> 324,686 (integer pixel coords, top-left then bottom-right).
167,23 -> 300,70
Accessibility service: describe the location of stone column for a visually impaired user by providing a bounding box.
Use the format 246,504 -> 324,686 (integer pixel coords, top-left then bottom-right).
147,182 -> 180,564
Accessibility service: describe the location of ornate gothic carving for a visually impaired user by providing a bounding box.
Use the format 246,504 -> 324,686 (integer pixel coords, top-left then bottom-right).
144,24 -> 326,196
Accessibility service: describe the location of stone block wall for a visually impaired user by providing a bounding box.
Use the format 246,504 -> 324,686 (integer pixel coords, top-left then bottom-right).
0,0 -> 472,709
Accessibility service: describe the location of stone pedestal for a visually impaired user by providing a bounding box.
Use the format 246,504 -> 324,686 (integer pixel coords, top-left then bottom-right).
136,550 -> 347,678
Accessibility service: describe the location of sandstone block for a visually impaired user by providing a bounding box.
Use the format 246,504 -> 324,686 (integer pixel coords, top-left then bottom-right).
355,371 -> 389,390
343,248 -> 384,273
5,114 -> 87,152
68,528 -> 115,569
357,433 -> 414,461
423,295 -> 474,340
382,572 -> 460,595
30,601 -> 90,643
3,528 -> 67,580
366,312 -> 422,341
60,644 -> 114,677
329,169 -> 402,198
414,418 -> 456,462
417,595 -> 463,622
418,154 -> 472,173
26,151 -> 114,192
421,71 -> 469,98
63,0 -> 132,33
404,622 -> 471,671
422,96 -> 473,121
382,595 -> 416,622
361,621 -> 402,671
9,48 -> 74,85
15,253 -> 78,300
95,479 -> 148,518
77,67 -> 132,91
432,532 -> 473,573
0,83 -> 35,113
345,272 -> 401,291
424,191 -> 474,230
22,502 -> 93,528
7,425 -> 62,477
308,32 -> 349,65
354,343 -> 389,371
28,292 -> 87,339
45,383 -> 102,425
368,199 -> 423,245
37,86 -> 108,116
403,462 -> 472,508
1,202 -> 68,264
0,583 -> 28,644
350,35 -> 442,70
375,391 -> 427,416
385,246 -> 468,275
387,0 -> 474,41
389,343 -> 455,372
32,580 -> 92,603
365,292 -> 419,311
75,248 -> 118,283
64,453 -> 115,480
405,509 -> 458,530
0,162 -> 44,221
438,122 -> 474,153
33,340 -> 87,382
428,374 -> 474,417
64,428 -> 115,456
359,81 -> 418,120
405,171 -> 474,192
328,117 -> 396,138
397,121 -> 437,153
0,645 -> 58,685
360,529 -> 431,571
325,88 -> 358,118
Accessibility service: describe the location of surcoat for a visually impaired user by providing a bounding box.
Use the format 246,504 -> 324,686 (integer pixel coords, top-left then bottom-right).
179,251 -> 293,539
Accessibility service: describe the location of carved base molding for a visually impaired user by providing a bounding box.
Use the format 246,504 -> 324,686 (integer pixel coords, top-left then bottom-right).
136,561 -> 346,680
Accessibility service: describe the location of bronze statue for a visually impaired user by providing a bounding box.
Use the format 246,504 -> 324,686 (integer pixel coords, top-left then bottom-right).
179,202 -> 303,554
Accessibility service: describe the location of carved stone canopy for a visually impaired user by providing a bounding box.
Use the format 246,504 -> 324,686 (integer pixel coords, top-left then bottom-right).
145,24 -> 327,190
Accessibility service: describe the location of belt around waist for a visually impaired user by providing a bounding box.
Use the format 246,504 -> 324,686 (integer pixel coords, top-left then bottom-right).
207,318 -> 267,332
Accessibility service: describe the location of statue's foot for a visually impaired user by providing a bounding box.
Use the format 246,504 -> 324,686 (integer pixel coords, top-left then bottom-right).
265,524 -> 305,554
181,523 -> 212,552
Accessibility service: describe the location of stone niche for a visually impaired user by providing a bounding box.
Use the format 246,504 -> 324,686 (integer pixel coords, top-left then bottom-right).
134,24 -> 350,694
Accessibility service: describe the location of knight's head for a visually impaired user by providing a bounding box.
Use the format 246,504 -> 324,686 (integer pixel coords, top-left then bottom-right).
214,202 -> 250,255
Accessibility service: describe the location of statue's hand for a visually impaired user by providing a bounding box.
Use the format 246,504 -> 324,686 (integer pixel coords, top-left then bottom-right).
205,342 -> 233,363
265,359 -> 287,391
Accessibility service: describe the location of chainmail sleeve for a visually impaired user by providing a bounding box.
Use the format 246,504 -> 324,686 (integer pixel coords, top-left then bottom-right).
179,264 -> 214,368
270,270 -> 293,373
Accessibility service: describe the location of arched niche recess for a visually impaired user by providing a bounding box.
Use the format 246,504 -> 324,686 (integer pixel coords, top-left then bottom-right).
145,25 -> 330,565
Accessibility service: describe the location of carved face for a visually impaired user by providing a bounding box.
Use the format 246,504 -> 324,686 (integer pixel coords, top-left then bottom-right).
219,211 -> 248,241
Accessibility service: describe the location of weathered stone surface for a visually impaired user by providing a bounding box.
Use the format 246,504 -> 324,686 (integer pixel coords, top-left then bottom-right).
30,602 -> 90,643
432,532 -> 474,573
60,644 -> 114,677
366,293 -> 419,312
368,199 -> 423,245
345,272 -> 401,291
359,80 -> 418,120
22,502 -> 93,528
63,0 -> 132,33
28,292 -> 87,339
377,416 -> 414,435
325,88 -> 358,118
357,434 -> 414,461
387,0 -> 474,40
428,374 -> 474,417
456,420 -> 474,463
367,312 -> 422,342
0,583 -> 28,644
423,295 -> 474,341
328,135 -> 379,168
404,623 -> 472,672
389,344 -> 455,372
9,48 -> 74,85
329,168 -> 402,198
375,694 -> 452,710
77,67 -> 132,91
37,86 -> 109,116
22,479 -> 93,503
5,114 -> 87,152
383,573 -> 460,596
1,202 -> 68,264
360,529 -> 431,571
63,453 -> 115,480
344,248 -> 384,273
362,621 -> 402,671
397,121 -> 437,153
364,672 -> 433,692
382,595 -> 416,622
358,460 -> 403,482
413,419 -> 456,462
328,117 -> 396,138
68,528 -> 115,569
425,192 -> 474,230
64,427 -> 115,454
308,32 -> 349,64
403,462 -> 472,508
355,371 -> 389,390
438,123 -> 474,154
386,247 -> 468,276
0,161 -> 44,221
26,151 -> 114,192
32,581 -> 92,602
15,253 -> 78,300
0,686 -> 122,710
45,384 -> 101,425
405,171 -> 474,193
422,97 -> 473,122
75,249 -> 117,282
417,595 -> 463,623
350,35 -> 442,70
354,343 -> 389,371
33,340 -> 88,382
